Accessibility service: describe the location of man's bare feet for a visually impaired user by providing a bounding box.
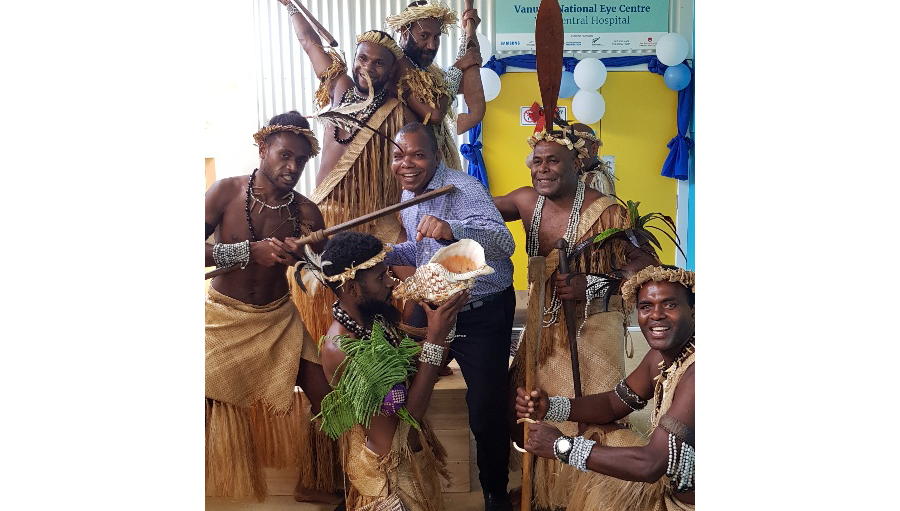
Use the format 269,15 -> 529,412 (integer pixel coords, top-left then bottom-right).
293,479 -> 343,505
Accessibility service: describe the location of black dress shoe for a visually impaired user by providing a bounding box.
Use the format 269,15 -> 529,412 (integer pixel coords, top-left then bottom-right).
484,491 -> 513,511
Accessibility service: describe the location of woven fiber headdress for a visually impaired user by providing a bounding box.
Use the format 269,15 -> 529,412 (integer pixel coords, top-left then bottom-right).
356,30 -> 405,61
573,129 -> 602,147
621,265 -> 695,310
253,124 -> 321,157
294,244 -> 393,294
385,1 -> 458,34
527,129 -> 589,160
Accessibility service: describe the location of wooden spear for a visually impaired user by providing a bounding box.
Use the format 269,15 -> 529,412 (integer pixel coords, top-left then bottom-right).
288,0 -> 339,47
205,184 -> 455,279
521,255 -> 546,511
555,238 -> 583,398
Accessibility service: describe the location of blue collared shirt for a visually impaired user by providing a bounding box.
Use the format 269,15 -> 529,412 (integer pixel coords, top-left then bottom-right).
386,162 -> 515,302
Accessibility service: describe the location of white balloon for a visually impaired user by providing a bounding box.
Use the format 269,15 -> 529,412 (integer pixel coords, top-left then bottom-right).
573,58 -> 607,91
475,32 -> 493,66
572,89 -> 605,124
656,33 -> 689,66
480,67 -> 501,102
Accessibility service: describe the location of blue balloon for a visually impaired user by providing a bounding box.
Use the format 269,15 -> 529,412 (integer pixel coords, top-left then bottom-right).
663,63 -> 691,91
559,71 -> 578,98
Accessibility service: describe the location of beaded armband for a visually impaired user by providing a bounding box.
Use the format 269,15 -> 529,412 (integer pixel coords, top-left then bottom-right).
444,66 -> 463,97
614,378 -> 648,411
456,33 -> 468,59
659,414 -> 695,492
285,2 -> 300,16
567,435 -> 596,472
213,240 -> 250,269
419,341 -> 446,366
544,395 -> 571,422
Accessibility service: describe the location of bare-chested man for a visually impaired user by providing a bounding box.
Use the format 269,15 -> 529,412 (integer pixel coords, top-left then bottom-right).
204,111 -> 334,503
493,127 -> 656,509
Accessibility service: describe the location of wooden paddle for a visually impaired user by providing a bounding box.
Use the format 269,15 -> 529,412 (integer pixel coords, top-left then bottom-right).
535,0 -> 564,130
205,185 -> 455,279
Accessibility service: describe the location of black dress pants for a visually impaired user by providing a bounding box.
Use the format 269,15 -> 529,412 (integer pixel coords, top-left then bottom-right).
446,285 -> 515,495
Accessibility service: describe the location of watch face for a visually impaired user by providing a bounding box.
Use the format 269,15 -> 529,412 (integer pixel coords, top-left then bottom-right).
558,438 -> 572,452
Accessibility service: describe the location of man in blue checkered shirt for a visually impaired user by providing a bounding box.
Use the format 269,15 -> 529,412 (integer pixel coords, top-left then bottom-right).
385,122 -> 516,511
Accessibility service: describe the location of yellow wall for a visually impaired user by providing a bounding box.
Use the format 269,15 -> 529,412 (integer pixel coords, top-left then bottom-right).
483,71 -> 679,290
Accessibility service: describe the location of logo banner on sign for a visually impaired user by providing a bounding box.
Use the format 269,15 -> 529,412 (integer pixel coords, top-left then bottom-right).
495,0 -> 669,53
521,104 -> 567,127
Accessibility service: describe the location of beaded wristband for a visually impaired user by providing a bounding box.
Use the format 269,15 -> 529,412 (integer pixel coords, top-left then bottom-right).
567,435 -> 596,472
213,240 -> 250,269
614,378 -> 648,411
456,33 -> 467,59
420,341 -> 446,366
285,2 -> 300,16
445,324 -> 457,344
544,395 -> 571,422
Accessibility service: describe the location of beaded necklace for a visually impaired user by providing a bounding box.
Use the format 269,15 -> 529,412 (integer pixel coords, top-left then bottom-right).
333,87 -> 388,145
245,169 -> 301,242
526,180 -> 585,327
332,301 -> 401,347
652,338 -> 695,417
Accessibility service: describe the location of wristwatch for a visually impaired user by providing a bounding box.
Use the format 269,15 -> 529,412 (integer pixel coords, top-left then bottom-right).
553,435 -> 574,464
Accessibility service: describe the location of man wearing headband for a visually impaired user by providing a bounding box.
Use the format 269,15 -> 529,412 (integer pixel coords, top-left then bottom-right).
516,266 -> 695,511
204,111 -> 335,502
524,123 -> 615,196
310,231 -> 468,511
386,0 -> 486,170
494,126 -> 657,509
571,122 -> 616,195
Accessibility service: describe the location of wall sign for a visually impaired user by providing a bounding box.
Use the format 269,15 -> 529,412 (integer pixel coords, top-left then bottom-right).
495,0 -> 669,52
521,105 -> 567,126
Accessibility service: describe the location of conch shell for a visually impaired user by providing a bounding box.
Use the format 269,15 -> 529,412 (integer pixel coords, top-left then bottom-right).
393,239 -> 494,304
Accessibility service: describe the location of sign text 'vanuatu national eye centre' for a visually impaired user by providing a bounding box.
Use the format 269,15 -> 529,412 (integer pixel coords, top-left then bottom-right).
494,0 -> 669,52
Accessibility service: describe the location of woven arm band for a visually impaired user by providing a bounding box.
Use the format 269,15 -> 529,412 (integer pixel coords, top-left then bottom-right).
285,2 -> 300,16
419,341 -> 446,366
658,414 -> 694,447
585,273 -> 619,302
614,378 -> 648,411
544,395 -> 571,422
444,66 -> 463,98
456,33 -> 467,59
567,435 -> 596,472
213,241 -> 250,269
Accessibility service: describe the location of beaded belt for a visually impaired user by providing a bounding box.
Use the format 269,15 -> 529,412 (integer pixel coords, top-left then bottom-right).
458,289 -> 505,313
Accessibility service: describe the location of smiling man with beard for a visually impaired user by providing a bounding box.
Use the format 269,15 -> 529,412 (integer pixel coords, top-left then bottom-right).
385,0 -> 485,170
313,231 -> 469,511
516,266 -> 696,511
204,111 -> 334,502
493,127 -> 657,509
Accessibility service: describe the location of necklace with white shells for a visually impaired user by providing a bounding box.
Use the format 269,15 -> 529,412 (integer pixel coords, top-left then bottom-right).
332,301 -> 401,346
526,180 -> 585,327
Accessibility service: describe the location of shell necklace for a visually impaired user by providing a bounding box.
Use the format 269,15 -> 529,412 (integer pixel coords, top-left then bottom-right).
333,86 -> 388,144
244,168 -> 300,241
651,338 -> 695,421
526,180 -> 585,327
332,301 -> 401,346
